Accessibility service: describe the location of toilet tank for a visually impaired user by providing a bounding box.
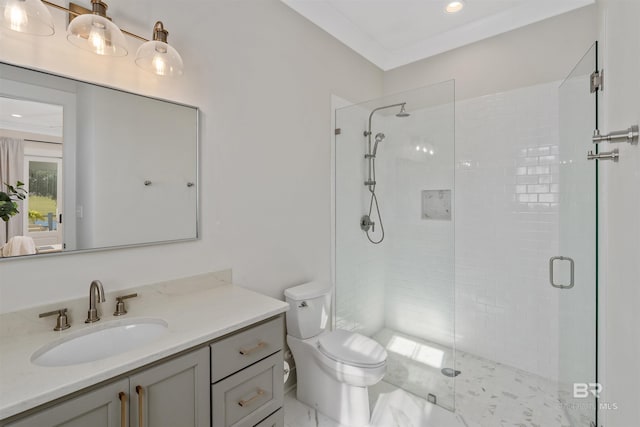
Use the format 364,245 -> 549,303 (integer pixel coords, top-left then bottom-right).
284,281 -> 332,339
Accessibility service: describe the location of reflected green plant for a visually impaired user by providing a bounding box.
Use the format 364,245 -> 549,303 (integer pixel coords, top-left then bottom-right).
0,182 -> 27,223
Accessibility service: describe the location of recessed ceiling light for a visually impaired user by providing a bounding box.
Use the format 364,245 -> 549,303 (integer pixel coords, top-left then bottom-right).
11,114 -> 23,118
445,1 -> 465,14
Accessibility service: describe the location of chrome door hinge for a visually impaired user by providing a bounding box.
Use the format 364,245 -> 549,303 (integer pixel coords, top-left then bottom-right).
334,128 -> 342,135
592,125 -> 639,145
591,70 -> 603,93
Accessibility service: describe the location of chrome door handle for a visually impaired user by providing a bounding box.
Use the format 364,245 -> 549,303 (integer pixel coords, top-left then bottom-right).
549,256 -> 575,289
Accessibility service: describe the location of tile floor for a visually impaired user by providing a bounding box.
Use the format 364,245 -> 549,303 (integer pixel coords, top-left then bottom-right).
285,328 -> 584,426
284,383 -> 465,427
375,328 -> 577,426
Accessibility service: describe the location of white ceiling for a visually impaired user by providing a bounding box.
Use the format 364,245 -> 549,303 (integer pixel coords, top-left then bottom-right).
0,98 -> 63,138
281,0 -> 595,70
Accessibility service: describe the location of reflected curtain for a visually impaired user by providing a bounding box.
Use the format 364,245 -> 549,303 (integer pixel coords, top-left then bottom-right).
0,137 -> 25,243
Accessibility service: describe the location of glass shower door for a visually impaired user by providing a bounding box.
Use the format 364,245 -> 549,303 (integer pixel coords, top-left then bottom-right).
557,42 -> 598,427
334,80 -> 456,411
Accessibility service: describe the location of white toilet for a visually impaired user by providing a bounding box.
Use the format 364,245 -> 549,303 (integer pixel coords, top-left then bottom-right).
285,281 -> 387,427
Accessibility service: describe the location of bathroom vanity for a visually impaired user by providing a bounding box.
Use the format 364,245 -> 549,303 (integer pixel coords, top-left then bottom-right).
0,272 -> 289,427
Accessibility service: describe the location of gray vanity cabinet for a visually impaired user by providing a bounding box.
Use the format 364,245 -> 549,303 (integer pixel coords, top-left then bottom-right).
129,347 -> 210,427
4,379 -> 128,427
210,317 -> 285,427
2,316 -> 285,427
4,347 -> 209,427
254,408 -> 284,427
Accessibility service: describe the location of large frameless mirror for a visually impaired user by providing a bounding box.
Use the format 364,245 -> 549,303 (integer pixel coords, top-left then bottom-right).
0,62 -> 198,259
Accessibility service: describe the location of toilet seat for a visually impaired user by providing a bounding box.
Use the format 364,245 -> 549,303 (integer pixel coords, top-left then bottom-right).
318,329 -> 386,368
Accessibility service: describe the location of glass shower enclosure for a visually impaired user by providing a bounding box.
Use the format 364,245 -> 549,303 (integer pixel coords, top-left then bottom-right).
334,80 -> 457,411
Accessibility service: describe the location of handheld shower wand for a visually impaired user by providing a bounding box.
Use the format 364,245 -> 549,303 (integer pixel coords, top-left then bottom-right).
372,133 -> 386,157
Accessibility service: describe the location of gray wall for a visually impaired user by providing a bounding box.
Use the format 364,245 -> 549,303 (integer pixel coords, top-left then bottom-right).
0,0 -> 383,312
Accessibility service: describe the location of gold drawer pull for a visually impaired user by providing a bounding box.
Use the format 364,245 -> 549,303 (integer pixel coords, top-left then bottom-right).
118,392 -> 127,427
136,385 -> 144,427
238,388 -> 265,408
239,341 -> 267,356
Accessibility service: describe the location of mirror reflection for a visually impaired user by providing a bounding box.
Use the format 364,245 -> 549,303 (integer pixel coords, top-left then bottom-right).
0,63 -> 198,259
1,98 -> 63,256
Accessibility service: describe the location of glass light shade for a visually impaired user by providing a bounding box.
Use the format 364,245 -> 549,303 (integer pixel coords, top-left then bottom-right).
0,0 -> 54,35
67,13 -> 127,56
135,40 -> 183,77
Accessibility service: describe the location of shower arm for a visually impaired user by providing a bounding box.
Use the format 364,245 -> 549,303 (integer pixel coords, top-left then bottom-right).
365,103 -> 407,139
364,103 -> 406,188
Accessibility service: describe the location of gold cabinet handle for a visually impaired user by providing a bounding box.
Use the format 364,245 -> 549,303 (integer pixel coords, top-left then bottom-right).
118,392 -> 127,427
238,388 -> 265,408
136,385 -> 144,427
238,341 -> 267,356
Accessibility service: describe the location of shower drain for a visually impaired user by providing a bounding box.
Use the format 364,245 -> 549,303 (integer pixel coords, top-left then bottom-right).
441,368 -> 462,377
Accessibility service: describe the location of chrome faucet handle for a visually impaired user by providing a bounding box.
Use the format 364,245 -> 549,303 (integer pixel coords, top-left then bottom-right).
113,293 -> 138,316
39,308 -> 71,331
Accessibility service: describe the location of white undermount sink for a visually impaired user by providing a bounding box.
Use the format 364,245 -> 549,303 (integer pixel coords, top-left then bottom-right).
31,318 -> 168,367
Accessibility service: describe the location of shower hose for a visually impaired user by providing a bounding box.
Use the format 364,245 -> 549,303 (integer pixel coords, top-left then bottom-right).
366,159 -> 385,244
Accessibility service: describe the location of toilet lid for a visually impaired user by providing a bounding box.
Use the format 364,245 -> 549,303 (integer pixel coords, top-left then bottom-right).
318,330 -> 387,368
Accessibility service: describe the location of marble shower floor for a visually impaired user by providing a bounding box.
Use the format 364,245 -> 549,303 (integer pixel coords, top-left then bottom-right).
373,328 -> 573,426
284,328 -> 575,426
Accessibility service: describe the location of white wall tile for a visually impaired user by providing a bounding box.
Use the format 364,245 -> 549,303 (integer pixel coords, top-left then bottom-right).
452,81 -> 561,380
336,81 -> 561,382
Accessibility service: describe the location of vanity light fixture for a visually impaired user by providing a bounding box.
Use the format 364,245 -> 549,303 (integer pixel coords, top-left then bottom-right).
66,0 -> 126,56
445,1 -> 465,14
135,21 -> 184,77
0,0 -> 54,35
0,0 -> 184,76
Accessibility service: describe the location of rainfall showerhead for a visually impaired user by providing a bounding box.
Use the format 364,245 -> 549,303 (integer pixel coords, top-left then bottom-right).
396,104 -> 410,118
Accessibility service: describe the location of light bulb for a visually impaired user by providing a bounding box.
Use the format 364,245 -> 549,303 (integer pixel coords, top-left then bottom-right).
152,54 -> 167,76
88,25 -> 106,56
5,2 -> 27,31
0,0 -> 54,35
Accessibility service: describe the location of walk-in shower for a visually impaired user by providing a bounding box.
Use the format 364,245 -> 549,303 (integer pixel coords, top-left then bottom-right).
360,102 -> 410,244
335,43 -> 599,427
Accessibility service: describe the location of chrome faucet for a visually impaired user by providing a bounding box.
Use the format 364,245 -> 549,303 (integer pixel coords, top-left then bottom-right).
85,280 -> 106,323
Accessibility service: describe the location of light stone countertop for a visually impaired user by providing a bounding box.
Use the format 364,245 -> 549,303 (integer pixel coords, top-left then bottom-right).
0,271 -> 289,420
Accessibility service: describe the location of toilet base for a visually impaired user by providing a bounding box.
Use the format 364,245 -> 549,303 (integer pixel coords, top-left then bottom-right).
296,360 -> 370,427
289,335 -> 372,427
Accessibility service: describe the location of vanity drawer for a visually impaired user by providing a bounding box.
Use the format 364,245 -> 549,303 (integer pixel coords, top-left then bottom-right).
211,316 -> 283,382
254,408 -> 284,427
212,351 -> 283,427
